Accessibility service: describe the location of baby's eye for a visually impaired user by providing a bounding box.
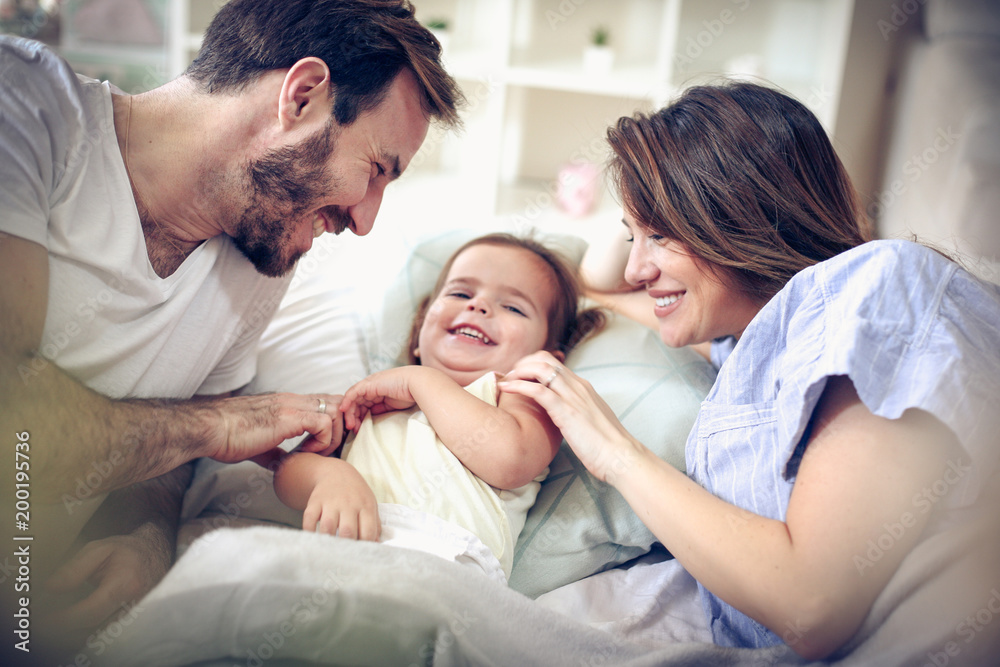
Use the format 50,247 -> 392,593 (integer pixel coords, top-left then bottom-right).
504,305 -> 526,316
446,291 -> 471,299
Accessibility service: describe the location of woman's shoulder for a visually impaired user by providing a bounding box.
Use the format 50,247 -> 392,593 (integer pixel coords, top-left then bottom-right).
805,239 -> 956,290
735,239 -> 996,380
774,240 -> 973,325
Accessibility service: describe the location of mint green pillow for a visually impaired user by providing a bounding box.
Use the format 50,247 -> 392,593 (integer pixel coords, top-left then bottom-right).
360,229 -> 716,598
509,311 -> 715,597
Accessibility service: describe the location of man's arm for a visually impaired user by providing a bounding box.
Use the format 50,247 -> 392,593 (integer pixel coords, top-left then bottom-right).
0,235 -> 340,503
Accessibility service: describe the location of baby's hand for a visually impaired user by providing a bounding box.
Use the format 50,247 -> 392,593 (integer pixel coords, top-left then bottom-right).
340,367 -> 419,430
303,458 -> 380,541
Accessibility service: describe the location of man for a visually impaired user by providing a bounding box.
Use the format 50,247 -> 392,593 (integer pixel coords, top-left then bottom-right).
0,0 -> 460,656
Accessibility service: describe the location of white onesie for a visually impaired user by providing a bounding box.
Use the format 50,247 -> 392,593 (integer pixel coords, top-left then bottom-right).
343,372 -> 544,579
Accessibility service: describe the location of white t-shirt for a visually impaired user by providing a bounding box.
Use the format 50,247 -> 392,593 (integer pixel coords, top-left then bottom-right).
0,37 -> 291,400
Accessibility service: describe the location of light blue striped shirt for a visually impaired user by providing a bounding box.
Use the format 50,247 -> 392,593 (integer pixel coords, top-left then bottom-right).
688,240 -> 1000,648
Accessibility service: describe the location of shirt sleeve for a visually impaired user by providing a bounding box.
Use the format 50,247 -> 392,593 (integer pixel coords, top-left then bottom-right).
0,39 -> 84,248
774,242 -> 1000,504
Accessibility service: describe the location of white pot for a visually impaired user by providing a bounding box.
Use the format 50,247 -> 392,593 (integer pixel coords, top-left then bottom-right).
583,45 -> 615,73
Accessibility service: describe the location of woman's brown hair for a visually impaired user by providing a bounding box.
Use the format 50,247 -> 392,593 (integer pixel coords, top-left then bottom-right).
407,234 -> 605,364
607,81 -> 871,302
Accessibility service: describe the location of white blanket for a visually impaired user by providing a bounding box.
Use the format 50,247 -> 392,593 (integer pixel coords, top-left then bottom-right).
94,526 -> 770,667
90,487 -> 1000,667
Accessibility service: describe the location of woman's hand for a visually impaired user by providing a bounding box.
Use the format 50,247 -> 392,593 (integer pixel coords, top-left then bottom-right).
340,367 -> 420,431
498,351 -> 643,484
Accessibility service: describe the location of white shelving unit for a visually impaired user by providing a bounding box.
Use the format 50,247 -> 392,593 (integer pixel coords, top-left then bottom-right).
398,0 -> 860,242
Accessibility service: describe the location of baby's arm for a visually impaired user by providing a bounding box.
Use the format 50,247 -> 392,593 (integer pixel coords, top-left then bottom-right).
273,452 -> 380,541
342,366 -> 560,489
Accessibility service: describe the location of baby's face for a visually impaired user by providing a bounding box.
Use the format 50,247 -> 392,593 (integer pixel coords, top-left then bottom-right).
417,244 -> 556,386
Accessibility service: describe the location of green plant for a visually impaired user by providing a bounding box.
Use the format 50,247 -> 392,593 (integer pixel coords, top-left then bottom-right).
591,25 -> 609,47
426,18 -> 449,31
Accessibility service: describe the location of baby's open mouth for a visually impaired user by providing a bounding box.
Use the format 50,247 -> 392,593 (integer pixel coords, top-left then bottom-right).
451,326 -> 493,344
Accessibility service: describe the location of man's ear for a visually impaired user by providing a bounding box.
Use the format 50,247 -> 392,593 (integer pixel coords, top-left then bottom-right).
277,57 -> 331,131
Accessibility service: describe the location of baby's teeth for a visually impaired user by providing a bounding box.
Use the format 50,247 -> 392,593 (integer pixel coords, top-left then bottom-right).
456,327 -> 491,344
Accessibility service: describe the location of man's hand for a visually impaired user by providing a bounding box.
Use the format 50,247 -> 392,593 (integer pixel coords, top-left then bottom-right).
204,392 -> 347,464
42,522 -> 170,631
32,463 -> 190,656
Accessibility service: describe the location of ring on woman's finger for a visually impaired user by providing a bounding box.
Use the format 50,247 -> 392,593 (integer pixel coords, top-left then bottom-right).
317,398 -> 327,414
543,367 -> 559,388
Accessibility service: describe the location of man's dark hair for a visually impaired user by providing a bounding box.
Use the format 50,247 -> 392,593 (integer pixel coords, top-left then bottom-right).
185,0 -> 462,127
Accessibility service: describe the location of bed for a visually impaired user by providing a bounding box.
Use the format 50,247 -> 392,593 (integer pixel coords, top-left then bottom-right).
83,222 -> 1000,667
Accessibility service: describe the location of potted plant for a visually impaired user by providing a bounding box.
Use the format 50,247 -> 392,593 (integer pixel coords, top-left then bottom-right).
583,25 -> 614,73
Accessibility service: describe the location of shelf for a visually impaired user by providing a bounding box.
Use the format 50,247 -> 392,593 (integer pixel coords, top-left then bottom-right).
504,61 -> 667,99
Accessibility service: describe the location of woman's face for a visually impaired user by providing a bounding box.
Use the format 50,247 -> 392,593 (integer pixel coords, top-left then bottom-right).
417,243 -> 556,386
622,213 -> 761,347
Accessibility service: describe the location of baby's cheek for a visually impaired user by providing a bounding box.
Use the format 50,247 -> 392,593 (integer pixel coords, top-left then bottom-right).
418,302 -> 446,335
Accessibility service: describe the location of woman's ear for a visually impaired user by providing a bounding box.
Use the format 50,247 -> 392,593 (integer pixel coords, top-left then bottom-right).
551,350 -> 566,363
277,57 -> 331,132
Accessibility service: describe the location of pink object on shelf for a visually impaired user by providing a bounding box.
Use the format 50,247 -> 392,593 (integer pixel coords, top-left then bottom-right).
556,162 -> 601,218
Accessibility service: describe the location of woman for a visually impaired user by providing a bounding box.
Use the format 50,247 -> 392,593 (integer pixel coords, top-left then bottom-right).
499,82 -> 1000,661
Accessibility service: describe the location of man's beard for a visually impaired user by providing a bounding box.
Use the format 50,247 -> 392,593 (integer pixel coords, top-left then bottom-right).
233,119 -> 351,278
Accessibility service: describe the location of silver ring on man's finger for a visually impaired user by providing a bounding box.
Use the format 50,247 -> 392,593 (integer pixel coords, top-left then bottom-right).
317,398 -> 327,414
543,368 -> 559,388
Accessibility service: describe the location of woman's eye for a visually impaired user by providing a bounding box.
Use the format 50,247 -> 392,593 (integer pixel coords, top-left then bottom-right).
625,235 -> 635,243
